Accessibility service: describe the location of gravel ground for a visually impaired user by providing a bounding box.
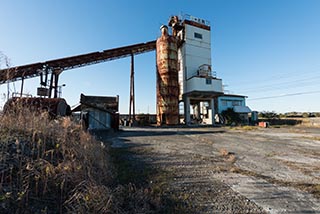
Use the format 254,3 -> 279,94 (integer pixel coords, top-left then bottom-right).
109,126 -> 320,213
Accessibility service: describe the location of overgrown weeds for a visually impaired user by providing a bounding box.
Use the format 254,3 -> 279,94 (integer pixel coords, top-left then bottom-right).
0,106 -> 113,213
0,108 -> 107,212
0,105 -> 181,213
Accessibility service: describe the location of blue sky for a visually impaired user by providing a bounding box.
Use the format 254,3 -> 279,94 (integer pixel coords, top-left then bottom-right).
1,0 -> 320,113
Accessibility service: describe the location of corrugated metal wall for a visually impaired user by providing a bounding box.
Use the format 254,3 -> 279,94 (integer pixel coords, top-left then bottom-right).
88,110 -> 111,130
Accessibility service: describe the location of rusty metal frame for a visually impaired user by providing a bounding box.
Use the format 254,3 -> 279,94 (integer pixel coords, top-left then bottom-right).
0,41 -> 156,84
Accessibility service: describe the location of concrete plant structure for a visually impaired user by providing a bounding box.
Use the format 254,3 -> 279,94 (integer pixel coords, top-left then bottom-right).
166,14 -> 251,125
1,13 -> 251,127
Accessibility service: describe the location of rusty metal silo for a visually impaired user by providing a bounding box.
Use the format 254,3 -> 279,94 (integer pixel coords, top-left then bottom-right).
156,25 -> 179,125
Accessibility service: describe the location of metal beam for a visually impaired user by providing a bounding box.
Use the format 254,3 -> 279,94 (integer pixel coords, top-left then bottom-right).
0,40 -> 156,84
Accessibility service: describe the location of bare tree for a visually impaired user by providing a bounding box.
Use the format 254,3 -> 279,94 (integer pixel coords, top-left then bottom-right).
0,51 -> 11,68
0,51 -> 12,101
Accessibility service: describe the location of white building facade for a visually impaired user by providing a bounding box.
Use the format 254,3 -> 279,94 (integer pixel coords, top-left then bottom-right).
169,14 -> 251,125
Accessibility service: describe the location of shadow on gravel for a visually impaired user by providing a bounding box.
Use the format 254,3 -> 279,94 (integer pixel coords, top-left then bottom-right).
96,129 -> 269,213
118,128 -> 225,138
96,132 -> 198,213
108,131 -> 267,213
93,130 -> 199,214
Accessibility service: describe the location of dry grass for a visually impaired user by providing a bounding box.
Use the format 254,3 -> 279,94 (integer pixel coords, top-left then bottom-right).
0,104 -> 175,213
302,136 -> 320,141
0,106 -> 114,213
230,125 -> 259,131
219,148 -> 229,156
219,148 -> 236,164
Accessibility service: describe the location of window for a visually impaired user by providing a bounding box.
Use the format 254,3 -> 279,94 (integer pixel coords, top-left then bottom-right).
206,78 -> 212,84
221,100 -> 227,106
194,32 -> 203,39
232,101 -> 241,106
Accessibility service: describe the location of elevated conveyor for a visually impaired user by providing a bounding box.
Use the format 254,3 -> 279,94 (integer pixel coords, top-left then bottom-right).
0,40 -> 156,84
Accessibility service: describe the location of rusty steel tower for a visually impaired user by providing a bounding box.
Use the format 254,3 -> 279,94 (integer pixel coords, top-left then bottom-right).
156,25 -> 179,125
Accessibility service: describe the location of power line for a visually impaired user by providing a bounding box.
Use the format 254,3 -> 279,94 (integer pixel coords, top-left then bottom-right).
228,67 -> 320,87
238,75 -> 320,93
248,90 -> 320,101
240,79 -> 320,94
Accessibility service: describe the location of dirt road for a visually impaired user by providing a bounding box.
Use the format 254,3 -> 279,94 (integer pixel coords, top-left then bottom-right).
110,126 -> 320,213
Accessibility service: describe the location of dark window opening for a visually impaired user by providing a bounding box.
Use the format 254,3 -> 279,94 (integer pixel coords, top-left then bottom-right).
221,100 -> 227,106
232,101 -> 241,106
194,32 -> 203,39
206,78 -> 212,84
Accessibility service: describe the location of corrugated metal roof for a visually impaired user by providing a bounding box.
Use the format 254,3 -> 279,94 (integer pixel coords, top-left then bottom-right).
233,106 -> 251,113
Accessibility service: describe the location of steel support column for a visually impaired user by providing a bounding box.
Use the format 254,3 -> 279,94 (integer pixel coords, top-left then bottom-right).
48,69 -> 61,98
184,96 -> 191,124
48,72 -> 54,98
129,53 -> 135,122
210,98 -> 215,126
53,72 -> 59,98
20,77 -> 24,97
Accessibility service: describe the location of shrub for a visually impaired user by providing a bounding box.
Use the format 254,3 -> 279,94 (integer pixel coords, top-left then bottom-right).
221,108 -> 241,125
258,111 -> 279,119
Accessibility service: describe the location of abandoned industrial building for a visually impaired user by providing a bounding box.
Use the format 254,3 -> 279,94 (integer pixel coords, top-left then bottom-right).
157,14 -> 251,125
0,14 -> 252,129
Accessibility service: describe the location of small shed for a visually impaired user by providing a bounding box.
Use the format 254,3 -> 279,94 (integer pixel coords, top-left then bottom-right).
217,94 -> 252,124
233,105 -> 252,124
73,94 -> 119,131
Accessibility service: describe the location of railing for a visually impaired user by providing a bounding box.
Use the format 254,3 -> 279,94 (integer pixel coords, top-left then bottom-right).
190,71 -> 217,79
190,64 -> 217,79
191,71 -> 212,78
11,92 -> 33,98
181,14 -> 211,26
